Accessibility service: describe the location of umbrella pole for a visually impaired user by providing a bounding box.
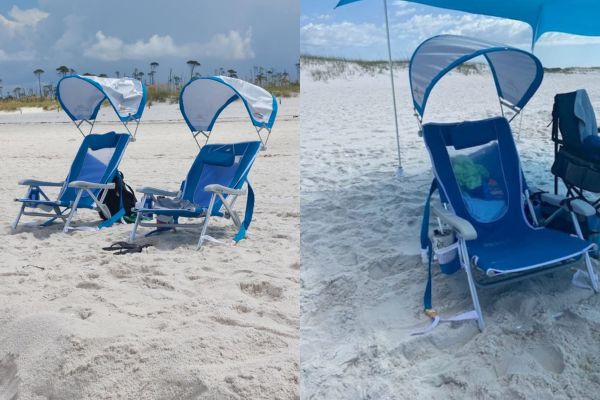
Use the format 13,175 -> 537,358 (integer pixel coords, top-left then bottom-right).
382,0 -> 404,177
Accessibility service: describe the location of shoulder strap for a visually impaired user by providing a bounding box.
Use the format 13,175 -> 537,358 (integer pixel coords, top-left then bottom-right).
233,181 -> 255,243
421,179 -> 438,313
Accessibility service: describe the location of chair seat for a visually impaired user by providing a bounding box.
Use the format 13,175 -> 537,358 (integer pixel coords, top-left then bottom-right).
469,227 -> 593,275
135,207 -> 208,218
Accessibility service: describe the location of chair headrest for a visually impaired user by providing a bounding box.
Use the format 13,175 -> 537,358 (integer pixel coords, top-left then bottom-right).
449,120 -> 499,150
200,146 -> 235,167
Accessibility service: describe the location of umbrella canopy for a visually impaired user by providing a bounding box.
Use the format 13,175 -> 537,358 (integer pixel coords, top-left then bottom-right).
396,0 -> 600,44
179,76 -> 277,134
57,75 -> 146,123
410,35 -> 544,118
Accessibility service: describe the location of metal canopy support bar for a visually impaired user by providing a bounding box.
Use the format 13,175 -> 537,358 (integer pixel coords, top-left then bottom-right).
192,131 -> 210,148
74,119 -> 95,137
255,126 -> 272,150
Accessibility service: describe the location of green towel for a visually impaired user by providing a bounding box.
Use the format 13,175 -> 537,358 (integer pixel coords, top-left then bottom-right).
451,155 -> 489,190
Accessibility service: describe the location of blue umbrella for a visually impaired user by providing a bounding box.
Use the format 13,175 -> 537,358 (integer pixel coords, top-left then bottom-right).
336,0 -> 404,177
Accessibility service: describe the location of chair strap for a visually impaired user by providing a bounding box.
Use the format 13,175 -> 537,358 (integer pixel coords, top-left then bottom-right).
233,182 -> 255,243
97,171 -> 125,229
421,179 -> 438,312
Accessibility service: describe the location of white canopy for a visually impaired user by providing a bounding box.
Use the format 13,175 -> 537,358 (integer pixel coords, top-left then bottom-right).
409,35 -> 544,117
57,75 -> 146,122
179,76 -> 277,133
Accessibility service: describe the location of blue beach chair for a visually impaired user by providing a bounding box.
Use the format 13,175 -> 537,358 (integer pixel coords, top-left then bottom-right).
129,76 -> 277,249
409,36 -> 599,332
129,141 -> 261,249
13,132 -> 131,231
422,117 -> 598,330
12,75 -> 145,232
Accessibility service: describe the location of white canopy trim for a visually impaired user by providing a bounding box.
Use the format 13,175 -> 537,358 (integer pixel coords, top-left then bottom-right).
57,75 -> 146,123
179,76 -> 277,134
409,35 -> 544,118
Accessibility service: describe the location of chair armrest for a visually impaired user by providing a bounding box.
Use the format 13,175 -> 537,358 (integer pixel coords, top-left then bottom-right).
541,193 -> 596,217
137,187 -> 179,197
204,184 -> 246,196
68,181 -> 115,190
432,204 -> 477,241
19,179 -> 64,187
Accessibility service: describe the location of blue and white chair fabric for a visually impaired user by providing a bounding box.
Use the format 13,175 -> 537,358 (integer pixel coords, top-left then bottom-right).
129,76 -> 277,249
421,117 -> 598,331
12,75 -> 145,232
129,141 -> 262,249
409,36 -> 599,332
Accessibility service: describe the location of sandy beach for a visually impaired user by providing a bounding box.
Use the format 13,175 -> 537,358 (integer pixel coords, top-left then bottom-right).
0,98 -> 299,399
300,59 -> 600,399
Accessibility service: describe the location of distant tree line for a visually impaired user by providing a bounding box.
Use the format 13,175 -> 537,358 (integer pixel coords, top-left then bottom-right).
0,58 -> 300,101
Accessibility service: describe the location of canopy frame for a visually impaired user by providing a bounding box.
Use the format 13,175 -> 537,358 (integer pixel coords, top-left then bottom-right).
56,75 -> 146,138
189,124 -> 273,150
409,35 -> 544,131
180,76 -> 277,149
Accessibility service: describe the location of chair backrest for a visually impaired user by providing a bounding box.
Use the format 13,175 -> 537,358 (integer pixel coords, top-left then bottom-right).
553,89 -> 598,152
59,132 -> 130,207
423,117 -> 531,241
180,141 -> 261,213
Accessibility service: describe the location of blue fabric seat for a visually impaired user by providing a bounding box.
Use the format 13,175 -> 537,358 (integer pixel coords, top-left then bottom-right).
469,227 -> 589,274
424,117 -> 594,275
129,141 -> 261,249
422,116 -> 598,331
13,132 -> 130,231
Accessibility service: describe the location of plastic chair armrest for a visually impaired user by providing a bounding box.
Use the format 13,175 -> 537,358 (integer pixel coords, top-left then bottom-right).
19,179 -> 64,187
432,204 -> 477,241
68,181 -> 115,190
204,184 -> 246,196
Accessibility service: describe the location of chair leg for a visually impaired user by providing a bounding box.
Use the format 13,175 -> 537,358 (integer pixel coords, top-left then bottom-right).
12,204 -> 25,230
63,190 -> 83,233
129,211 -> 142,242
584,251 -> 599,293
197,194 -> 217,250
459,239 -> 485,331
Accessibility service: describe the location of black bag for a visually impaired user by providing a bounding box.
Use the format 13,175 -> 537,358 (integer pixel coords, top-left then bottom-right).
98,171 -> 137,221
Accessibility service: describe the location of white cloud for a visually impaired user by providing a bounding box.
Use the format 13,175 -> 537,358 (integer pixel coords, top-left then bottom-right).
200,28 -> 255,60
392,1 -> 416,17
301,13 -> 532,55
537,32 -> 600,47
394,13 -> 530,45
301,21 -> 384,50
0,5 -> 49,36
84,29 -> 255,61
0,48 -> 34,62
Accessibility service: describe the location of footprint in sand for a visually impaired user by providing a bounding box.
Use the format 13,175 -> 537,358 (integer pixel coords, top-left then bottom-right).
528,344 -> 565,374
142,277 -> 175,291
0,353 -> 19,400
240,281 -> 283,300
76,281 -> 102,290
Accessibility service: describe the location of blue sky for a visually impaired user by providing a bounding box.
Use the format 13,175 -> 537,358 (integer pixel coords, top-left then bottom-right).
301,0 -> 600,67
0,0 -> 299,90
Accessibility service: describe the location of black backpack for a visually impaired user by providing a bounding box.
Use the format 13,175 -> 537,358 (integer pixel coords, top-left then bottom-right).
98,171 -> 137,221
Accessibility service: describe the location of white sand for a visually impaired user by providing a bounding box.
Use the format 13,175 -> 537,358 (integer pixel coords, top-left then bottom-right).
301,60 -> 600,399
0,98 -> 299,399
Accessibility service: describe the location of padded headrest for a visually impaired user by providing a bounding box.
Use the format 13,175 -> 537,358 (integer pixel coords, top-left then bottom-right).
200,145 -> 235,167
449,120 -> 499,150
85,131 -> 127,151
